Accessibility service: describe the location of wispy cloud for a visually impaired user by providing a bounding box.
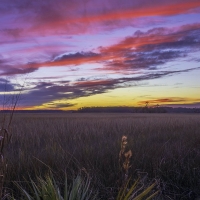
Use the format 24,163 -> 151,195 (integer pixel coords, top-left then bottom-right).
137,97 -> 200,107
14,23 -> 200,74
41,102 -> 77,109
1,0 -> 200,36
10,66 -> 199,108
100,23 -> 200,71
0,22 -> 200,85
0,66 -> 36,76
0,78 -> 15,92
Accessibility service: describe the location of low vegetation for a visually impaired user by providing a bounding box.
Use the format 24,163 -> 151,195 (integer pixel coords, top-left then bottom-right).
1,113 -> 200,199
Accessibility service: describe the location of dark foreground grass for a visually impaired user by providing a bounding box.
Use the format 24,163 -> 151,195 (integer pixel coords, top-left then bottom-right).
2,113 -> 200,199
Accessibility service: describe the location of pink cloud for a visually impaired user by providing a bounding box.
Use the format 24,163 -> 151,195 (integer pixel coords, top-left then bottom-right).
137,97 -> 200,106
1,0 -> 200,38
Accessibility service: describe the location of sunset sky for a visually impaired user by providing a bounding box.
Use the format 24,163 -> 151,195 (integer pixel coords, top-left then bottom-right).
0,0 -> 200,110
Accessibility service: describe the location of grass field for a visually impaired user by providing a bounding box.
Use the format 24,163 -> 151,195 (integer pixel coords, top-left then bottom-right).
2,113 -> 200,199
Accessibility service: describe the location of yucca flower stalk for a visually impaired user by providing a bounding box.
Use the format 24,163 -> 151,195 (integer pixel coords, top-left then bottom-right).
119,135 -> 132,183
118,135 -> 159,199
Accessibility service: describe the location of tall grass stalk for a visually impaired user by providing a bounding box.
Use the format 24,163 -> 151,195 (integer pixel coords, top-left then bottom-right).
0,81 -> 23,198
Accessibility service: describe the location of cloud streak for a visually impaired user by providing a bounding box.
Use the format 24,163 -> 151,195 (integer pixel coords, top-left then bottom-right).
14,66 -> 200,108
1,0 -> 200,36
0,78 -> 15,92
137,97 -> 200,107
99,23 -> 200,71
15,23 -> 200,73
0,64 -> 198,109
0,66 -> 36,76
1,22 -> 200,77
0,22 -> 200,80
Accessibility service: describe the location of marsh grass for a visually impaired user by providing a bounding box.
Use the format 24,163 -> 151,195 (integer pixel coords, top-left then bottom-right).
0,122 -> 14,198
2,113 -> 200,199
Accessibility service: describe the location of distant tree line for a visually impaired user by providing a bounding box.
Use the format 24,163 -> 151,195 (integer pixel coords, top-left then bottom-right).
77,106 -> 200,113
1,107 -> 200,113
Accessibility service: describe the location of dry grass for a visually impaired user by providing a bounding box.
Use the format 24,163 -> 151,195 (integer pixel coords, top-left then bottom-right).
0,124 -> 13,198
1,113 -> 200,199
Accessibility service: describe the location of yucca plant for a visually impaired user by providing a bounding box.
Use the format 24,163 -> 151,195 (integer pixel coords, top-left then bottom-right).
13,175 -> 158,200
116,178 -> 159,200
117,136 -> 159,200
14,173 -> 99,200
